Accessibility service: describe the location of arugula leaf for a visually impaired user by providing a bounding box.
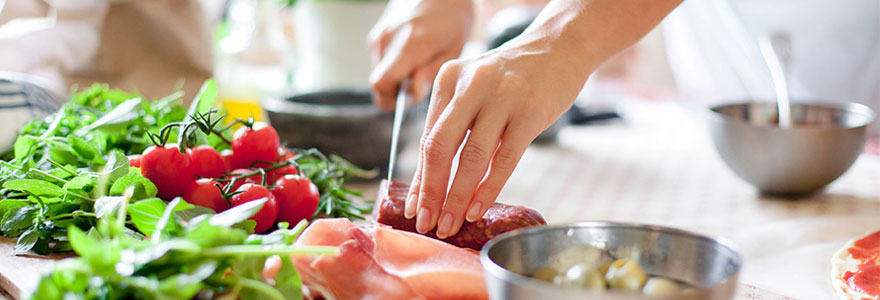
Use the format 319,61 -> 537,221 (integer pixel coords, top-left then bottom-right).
63,175 -> 95,192
128,198 -> 192,237
185,79 -> 217,123
101,151 -> 129,181
4,179 -> 64,198
275,256 -> 303,300
75,98 -> 142,135
208,198 -> 266,228
1,206 -> 36,234
67,226 -> 98,256
68,136 -> 100,161
13,136 -> 37,164
94,196 -> 125,218
109,168 -> 156,199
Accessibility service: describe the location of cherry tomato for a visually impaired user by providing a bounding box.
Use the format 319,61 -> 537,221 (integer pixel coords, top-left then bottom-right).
231,122 -> 280,169
128,154 -> 143,168
267,165 -> 298,183
278,148 -> 296,162
182,178 -> 229,213
141,145 -> 194,200
220,149 -> 237,170
226,168 -> 266,191
272,175 -> 320,225
186,145 -> 226,178
231,183 -> 278,233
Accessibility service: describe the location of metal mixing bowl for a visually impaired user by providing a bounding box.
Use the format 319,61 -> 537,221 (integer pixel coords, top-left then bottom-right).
263,89 -> 417,172
481,222 -> 742,300
707,101 -> 874,195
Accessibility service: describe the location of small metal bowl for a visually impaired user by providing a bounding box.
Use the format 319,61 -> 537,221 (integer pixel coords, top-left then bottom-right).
707,101 -> 874,195
481,222 -> 743,300
263,89 -> 416,172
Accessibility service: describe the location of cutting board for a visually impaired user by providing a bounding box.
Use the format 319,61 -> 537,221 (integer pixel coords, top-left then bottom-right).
0,238 -> 71,299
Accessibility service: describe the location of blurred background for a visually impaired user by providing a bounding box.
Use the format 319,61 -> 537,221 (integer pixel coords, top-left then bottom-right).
0,0 -> 878,159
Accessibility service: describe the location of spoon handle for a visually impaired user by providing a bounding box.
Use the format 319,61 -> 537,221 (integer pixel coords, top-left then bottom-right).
759,34 -> 793,128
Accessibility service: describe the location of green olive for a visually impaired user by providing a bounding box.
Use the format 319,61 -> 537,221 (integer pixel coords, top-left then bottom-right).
562,263 -> 606,290
604,258 -> 648,291
643,277 -> 680,298
531,267 -> 559,282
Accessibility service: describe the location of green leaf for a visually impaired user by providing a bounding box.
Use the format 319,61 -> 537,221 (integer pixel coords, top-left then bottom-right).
275,256 -> 303,300
1,206 -> 36,233
185,79 -> 217,123
109,168 -> 157,199
13,228 -> 39,255
4,179 -> 64,197
94,196 -> 125,218
128,198 -> 166,237
102,151 -> 129,181
152,198 -> 191,242
47,147 -> 79,166
63,175 -> 95,192
68,135 -> 100,161
209,198 -> 266,228
173,206 -> 216,222
0,200 -> 28,218
13,135 -> 37,163
68,226 -> 98,256
128,198 -> 191,237
75,98 -> 143,135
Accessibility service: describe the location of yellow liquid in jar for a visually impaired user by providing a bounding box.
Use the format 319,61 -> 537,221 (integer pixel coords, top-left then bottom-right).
221,98 -> 265,124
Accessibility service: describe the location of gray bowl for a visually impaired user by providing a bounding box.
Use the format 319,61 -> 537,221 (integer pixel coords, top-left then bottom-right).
263,90 -> 415,172
481,222 -> 743,300
707,101 -> 874,195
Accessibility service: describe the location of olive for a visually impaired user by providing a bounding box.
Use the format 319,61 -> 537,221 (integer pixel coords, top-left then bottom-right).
604,258 -> 648,291
562,263 -> 605,290
643,277 -> 679,298
531,267 -> 559,282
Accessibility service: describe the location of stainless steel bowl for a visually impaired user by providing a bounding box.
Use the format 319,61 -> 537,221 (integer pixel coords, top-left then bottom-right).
707,101 -> 874,195
481,222 -> 743,300
263,89 -> 417,172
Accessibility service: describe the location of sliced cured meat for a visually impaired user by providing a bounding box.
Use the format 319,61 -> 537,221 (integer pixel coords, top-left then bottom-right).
374,180 -> 546,250
832,230 -> 880,300
264,218 -> 488,300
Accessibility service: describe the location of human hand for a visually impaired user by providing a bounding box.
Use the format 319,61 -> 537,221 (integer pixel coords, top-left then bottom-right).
367,0 -> 474,110
405,32 -> 594,238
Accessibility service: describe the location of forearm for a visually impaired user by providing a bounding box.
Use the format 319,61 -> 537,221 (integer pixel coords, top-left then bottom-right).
500,0 -> 682,80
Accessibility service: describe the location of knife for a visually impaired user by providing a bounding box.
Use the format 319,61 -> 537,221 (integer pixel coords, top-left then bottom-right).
386,78 -> 411,197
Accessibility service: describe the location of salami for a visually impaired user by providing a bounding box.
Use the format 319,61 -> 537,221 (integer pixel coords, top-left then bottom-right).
374,180 -> 546,250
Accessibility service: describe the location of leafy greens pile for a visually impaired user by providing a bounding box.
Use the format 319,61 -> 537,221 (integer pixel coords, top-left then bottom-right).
32,191 -> 334,300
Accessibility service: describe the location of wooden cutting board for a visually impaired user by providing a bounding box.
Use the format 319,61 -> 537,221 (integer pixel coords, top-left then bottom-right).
0,238 -> 71,299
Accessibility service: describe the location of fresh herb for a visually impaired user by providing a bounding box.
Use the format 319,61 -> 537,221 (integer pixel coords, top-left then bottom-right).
31,189 -> 335,300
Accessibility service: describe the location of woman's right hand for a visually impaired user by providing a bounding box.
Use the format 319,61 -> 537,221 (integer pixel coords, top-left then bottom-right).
367,0 -> 475,109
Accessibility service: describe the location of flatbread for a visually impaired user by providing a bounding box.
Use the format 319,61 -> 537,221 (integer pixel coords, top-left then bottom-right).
832,230 -> 880,300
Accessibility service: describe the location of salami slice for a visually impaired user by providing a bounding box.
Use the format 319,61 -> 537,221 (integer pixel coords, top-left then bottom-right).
832,230 -> 880,300
374,180 -> 546,250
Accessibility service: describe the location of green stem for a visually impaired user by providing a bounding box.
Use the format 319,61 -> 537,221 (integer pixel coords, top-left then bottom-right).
28,169 -> 68,184
235,277 -> 285,300
0,161 -> 23,171
47,211 -> 97,221
202,245 -> 338,257
45,159 -> 79,177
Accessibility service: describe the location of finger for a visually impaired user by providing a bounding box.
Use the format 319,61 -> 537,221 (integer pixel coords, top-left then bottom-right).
412,52 -> 455,103
405,61 -> 460,219
369,25 -> 434,110
465,122 -> 537,222
367,27 -> 393,65
435,109 -> 506,239
414,94 -> 480,234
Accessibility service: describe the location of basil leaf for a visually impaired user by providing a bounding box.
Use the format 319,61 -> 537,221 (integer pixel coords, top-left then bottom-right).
1,206 -> 36,233
209,198 -> 266,228
13,228 -> 39,255
63,175 -> 95,192
13,135 -> 37,163
68,135 -> 100,161
109,168 -> 156,199
68,226 -> 97,256
275,256 -> 303,300
4,179 -> 64,197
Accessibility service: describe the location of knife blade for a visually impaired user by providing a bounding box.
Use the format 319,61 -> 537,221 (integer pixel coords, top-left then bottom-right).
386,78 -> 411,196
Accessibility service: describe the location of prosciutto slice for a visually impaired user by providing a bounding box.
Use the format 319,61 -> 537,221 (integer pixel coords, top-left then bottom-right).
265,218 -> 488,300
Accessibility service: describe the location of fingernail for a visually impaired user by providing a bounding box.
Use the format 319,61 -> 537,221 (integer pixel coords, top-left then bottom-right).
404,194 -> 417,219
416,208 -> 432,234
436,212 -> 453,239
466,202 -> 482,222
